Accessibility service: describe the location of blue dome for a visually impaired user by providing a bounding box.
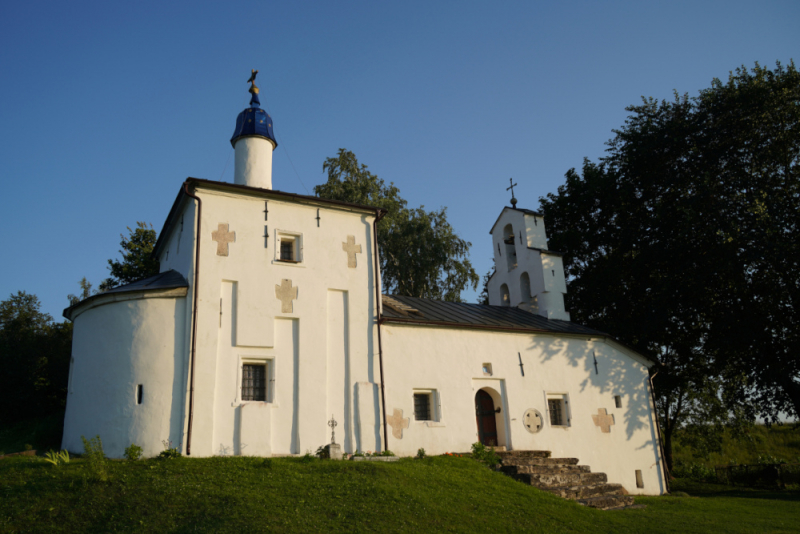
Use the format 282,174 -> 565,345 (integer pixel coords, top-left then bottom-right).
230,106 -> 277,148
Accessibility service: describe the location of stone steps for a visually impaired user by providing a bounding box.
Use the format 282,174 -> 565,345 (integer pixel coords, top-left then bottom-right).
502,464 -> 592,475
497,450 -> 640,511
511,471 -> 607,487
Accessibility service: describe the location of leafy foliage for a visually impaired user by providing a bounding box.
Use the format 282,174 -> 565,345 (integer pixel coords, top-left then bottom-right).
44,449 -> 70,466
0,292 -> 72,423
157,439 -> 181,460
124,443 -> 143,461
99,222 -> 159,291
470,442 -> 500,467
315,149 -> 478,301
539,62 -> 800,471
67,277 -> 95,306
81,435 -> 109,482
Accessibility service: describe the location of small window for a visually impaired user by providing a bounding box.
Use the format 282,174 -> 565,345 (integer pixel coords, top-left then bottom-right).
614,395 -> 622,409
137,384 -> 143,405
548,399 -> 564,425
635,469 -> 644,488
276,231 -> 302,263
280,238 -> 295,261
547,395 -> 569,426
482,363 -> 493,376
242,364 -> 268,401
414,392 -> 432,421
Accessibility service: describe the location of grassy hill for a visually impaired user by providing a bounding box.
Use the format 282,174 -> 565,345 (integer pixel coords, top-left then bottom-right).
1,453 -> 799,533
673,424 -> 800,468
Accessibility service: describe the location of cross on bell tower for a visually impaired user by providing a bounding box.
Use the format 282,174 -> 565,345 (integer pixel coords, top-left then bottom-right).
507,178 -> 518,207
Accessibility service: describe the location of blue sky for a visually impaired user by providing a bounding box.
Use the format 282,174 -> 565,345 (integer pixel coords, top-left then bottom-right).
1,0 -> 797,321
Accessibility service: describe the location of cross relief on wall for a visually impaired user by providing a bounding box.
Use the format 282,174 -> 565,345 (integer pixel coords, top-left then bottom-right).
386,408 -> 409,439
212,223 -> 236,256
591,408 -> 615,433
275,279 -> 298,313
342,235 -> 362,268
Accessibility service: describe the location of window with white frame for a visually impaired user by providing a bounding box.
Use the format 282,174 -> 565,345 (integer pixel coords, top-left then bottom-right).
276,231 -> 302,263
240,360 -> 273,402
547,394 -> 569,426
413,389 -> 440,422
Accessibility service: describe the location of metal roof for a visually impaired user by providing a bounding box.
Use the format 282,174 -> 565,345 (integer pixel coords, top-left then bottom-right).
380,294 -> 604,336
488,206 -> 544,235
63,270 -> 188,319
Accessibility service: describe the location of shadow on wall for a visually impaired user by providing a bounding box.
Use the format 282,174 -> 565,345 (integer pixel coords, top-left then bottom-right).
169,299 -> 188,454
529,336 -> 652,443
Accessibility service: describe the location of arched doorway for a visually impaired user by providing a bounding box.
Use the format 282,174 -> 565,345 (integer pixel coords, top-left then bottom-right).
475,389 -> 499,446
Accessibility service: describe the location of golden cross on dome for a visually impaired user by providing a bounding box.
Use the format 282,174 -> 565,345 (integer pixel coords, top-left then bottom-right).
247,69 -> 259,94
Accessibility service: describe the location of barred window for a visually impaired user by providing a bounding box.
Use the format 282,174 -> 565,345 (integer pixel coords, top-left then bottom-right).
548,398 -> 564,426
414,393 -> 432,421
280,240 -> 294,261
242,364 -> 267,401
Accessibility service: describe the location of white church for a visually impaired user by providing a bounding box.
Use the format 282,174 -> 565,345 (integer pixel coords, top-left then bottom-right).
62,77 -> 667,497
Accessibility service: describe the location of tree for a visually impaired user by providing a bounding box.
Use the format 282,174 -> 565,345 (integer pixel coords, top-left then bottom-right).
67,277 -> 95,306
0,292 -> 72,423
99,222 -> 159,291
539,62 -> 799,470
316,149 -> 479,301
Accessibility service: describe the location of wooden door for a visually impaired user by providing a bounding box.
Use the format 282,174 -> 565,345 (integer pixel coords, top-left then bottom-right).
475,390 -> 498,446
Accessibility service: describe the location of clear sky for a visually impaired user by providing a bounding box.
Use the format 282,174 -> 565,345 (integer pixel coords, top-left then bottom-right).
1,0 -> 797,321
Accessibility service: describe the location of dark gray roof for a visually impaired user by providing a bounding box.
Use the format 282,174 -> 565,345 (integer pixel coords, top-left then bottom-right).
381,294 -> 604,336
102,270 -> 188,295
63,270 -> 188,319
489,206 -> 544,234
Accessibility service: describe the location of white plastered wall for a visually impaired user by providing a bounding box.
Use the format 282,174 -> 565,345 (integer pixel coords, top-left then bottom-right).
61,295 -> 187,458
380,323 -> 666,495
186,186 -> 381,457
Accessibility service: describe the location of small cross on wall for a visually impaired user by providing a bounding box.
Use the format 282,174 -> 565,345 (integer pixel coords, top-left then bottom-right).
386,408 -> 409,439
211,223 -> 236,256
592,408 -> 615,433
275,279 -> 298,313
342,235 -> 362,268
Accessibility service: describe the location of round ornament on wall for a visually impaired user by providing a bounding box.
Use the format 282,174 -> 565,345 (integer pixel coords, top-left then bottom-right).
523,409 -> 544,433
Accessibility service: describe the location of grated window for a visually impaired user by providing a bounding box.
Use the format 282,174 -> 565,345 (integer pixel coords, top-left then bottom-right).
414,393 -> 432,421
242,364 -> 267,401
280,240 -> 294,261
548,398 -> 564,426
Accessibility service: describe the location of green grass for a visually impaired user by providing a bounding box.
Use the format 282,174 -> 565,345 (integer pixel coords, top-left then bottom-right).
673,424 -> 800,467
1,455 -> 799,533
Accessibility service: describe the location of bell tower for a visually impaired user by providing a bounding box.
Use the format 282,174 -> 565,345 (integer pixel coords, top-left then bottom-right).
486,190 -> 570,321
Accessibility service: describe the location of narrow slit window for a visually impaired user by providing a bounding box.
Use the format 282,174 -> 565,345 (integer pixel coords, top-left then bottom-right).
242,364 -> 267,401
614,395 -> 622,408
635,470 -> 644,488
137,384 -> 143,405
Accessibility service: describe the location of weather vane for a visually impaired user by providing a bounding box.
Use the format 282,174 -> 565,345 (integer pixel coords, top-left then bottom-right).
507,178 -> 518,207
247,69 -> 261,107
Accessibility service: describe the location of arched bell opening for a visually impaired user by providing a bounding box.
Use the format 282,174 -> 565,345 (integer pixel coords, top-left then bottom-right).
503,224 -> 517,271
500,284 -> 510,307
